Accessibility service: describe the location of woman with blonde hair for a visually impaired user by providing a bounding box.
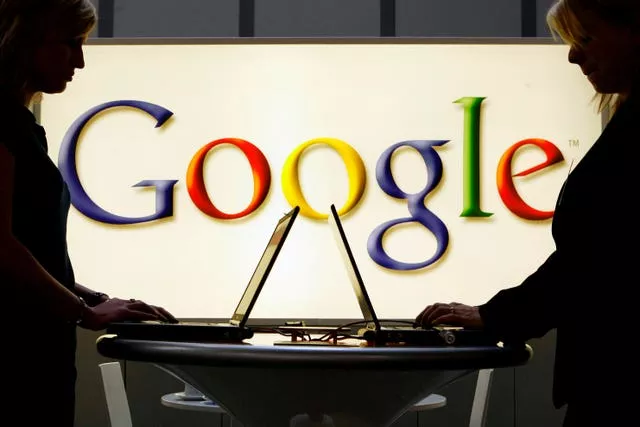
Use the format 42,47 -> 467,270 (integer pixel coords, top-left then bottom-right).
0,1 -> 176,424
416,1 -> 639,425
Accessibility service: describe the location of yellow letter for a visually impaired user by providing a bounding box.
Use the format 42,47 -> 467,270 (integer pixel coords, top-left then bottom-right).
281,138 -> 366,219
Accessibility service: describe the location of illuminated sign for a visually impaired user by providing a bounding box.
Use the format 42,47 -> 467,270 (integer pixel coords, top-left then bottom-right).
40,42 -> 600,318
59,97 -> 565,271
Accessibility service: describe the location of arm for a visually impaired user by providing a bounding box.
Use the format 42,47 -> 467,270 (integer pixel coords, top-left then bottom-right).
478,139 -> 634,342
0,143 -> 172,328
0,143 -> 86,323
478,250 -> 569,342
74,282 -> 109,307
416,250 -> 569,341
415,247 -> 572,342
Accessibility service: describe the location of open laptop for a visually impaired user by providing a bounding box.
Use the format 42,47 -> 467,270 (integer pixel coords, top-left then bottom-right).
328,204 -> 499,346
106,206 -> 300,343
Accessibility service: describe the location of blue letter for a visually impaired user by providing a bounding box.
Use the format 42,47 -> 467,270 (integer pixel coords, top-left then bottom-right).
368,140 -> 449,270
58,100 -> 178,225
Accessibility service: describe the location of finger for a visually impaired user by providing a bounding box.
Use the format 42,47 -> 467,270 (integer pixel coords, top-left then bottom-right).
127,301 -> 158,314
416,303 -> 446,325
146,305 -> 171,322
126,310 -> 161,321
422,302 -> 448,320
128,302 -> 177,323
431,313 -> 458,326
141,303 -> 176,323
415,306 -> 431,324
154,306 -> 178,323
424,304 -> 453,325
126,300 -> 147,308
416,304 -> 440,325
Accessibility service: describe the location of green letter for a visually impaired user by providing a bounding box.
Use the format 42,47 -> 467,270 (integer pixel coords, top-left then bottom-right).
455,97 -> 493,218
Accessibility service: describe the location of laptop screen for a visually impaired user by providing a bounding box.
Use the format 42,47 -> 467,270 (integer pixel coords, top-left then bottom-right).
230,206 -> 299,326
328,204 -> 381,330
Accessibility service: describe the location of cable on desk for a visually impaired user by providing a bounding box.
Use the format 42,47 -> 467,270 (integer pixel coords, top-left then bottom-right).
253,319 -> 420,344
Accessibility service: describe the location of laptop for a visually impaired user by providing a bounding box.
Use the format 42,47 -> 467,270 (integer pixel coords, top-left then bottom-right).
106,206 -> 300,343
328,204 -> 499,346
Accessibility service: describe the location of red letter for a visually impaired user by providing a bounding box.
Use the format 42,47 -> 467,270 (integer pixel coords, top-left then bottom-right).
496,138 -> 564,220
187,138 -> 271,219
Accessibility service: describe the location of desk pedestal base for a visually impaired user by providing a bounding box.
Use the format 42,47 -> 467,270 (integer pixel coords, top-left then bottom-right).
156,364 -> 471,427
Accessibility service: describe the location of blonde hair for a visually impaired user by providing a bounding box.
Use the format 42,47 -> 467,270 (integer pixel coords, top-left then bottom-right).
546,0 -> 640,112
0,0 -> 97,103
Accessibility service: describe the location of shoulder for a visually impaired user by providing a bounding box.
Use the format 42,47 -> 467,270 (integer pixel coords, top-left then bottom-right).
595,95 -> 638,156
0,121 -> 22,156
0,103 -> 38,155
610,95 -> 639,129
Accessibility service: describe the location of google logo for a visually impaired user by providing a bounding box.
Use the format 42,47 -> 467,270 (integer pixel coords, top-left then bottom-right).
58,97 -> 565,271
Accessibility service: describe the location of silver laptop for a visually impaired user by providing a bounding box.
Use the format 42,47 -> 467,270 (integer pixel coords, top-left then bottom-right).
107,206 -> 300,342
328,204 -> 498,346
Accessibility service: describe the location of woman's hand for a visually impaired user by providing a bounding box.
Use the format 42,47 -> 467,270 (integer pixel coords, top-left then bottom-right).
80,297 -> 177,331
415,302 -> 484,329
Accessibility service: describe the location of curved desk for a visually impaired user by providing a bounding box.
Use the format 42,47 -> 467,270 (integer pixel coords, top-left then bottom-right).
97,333 -> 531,427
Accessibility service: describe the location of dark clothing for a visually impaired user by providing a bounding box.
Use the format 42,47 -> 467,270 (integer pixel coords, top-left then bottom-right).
1,100 -> 77,425
478,94 -> 639,426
